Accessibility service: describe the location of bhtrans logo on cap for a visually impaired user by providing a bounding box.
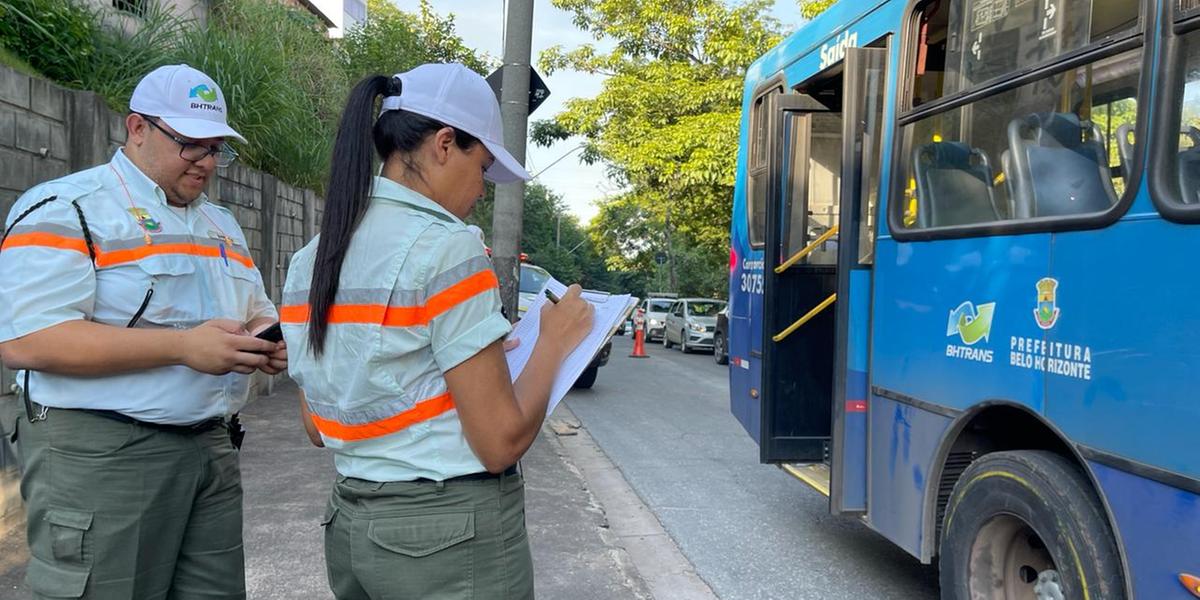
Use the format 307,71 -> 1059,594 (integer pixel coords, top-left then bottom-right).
188,84 -> 223,113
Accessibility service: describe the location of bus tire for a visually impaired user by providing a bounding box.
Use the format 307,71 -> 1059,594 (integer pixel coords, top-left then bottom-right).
938,450 -> 1125,600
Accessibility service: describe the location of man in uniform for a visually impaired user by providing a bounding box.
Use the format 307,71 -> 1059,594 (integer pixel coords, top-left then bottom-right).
0,64 -> 285,599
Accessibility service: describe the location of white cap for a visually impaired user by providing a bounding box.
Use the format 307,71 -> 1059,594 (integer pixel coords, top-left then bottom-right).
379,63 -> 531,184
129,64 -> 246,143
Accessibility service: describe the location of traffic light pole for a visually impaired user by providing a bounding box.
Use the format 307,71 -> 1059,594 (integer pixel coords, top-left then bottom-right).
492,0 -> 534,321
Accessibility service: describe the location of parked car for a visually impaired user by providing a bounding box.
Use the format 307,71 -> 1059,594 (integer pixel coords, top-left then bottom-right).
517,263 -> 609,389
517,263 -> 552,317
713,304 -> 729,365
663,298 -> 726,353
639,297 -> 675,342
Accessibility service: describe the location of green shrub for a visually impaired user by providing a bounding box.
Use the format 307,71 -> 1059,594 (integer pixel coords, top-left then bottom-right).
178,0 -> 348,191
0,0 -> 186,108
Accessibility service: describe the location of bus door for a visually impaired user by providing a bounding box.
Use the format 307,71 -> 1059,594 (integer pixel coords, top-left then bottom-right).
830,47 -> 887,514
761,91 -> 839,466
761,47 -> 888,514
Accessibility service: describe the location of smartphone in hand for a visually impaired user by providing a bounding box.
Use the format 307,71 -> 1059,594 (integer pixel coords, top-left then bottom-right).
254,322 -> 283,343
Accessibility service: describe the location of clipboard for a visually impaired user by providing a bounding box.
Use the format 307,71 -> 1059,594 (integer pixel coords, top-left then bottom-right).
507,278 -> 638,415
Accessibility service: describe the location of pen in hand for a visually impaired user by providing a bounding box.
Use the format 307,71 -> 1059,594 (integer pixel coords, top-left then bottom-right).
544,288 -> 560,304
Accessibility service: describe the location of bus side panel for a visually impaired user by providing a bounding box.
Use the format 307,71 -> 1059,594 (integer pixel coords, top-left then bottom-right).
730,311 -> 762,443
837,269 -> 872,511
869,236 -> 1049,412
867,394 -> 952,557
1044,219 -> 1200,479
1090,462 -> 1200,599
728,78 -> 763,441
868,235 -> 1051,557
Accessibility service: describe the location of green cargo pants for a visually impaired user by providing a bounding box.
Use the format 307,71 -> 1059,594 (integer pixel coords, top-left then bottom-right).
324,471 -> 534,600
16,407 -> 245,599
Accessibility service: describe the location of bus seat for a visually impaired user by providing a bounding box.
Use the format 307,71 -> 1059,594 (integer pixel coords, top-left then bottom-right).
912,141 -> 999,227
1116,123 -> 1134,183
1178,127 -> 1200,204
1005,112 -> 1118,218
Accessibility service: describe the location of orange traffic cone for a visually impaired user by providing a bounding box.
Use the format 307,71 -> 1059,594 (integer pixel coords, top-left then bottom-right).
629,326 -> 649,358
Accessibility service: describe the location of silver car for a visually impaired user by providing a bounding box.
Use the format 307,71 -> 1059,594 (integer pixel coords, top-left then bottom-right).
639,297 -> 674,342
663,298 -> 726,353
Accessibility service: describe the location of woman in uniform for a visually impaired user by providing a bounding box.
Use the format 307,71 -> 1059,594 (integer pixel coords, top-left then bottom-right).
282,63 -> 593,599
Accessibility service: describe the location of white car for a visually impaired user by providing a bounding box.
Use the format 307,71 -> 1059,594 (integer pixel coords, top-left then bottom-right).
639,297 -> 675,342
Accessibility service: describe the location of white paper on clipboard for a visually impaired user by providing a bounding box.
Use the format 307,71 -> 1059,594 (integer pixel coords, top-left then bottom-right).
505,277 -> 638,415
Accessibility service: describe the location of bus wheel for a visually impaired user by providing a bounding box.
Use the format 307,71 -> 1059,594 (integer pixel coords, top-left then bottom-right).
938,450 -> 1125,600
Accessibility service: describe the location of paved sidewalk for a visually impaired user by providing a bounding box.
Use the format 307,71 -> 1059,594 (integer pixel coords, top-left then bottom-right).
0,381 -> 667,599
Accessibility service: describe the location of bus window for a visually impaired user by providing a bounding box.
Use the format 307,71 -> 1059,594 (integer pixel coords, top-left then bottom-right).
782,113 -> 841,264
1166,30 -> 1200,206
748,85 -> 782,247
898,47 -> 1141,229
911,0 -> 1140,107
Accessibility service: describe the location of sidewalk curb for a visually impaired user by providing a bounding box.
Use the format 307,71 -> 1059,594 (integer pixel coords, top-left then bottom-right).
548,405 -> 720,600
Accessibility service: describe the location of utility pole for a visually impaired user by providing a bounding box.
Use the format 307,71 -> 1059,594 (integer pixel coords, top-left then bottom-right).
492,0 -> 534,321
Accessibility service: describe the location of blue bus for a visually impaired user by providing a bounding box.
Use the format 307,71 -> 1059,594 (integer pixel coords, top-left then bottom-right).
727,0 -> 1200,597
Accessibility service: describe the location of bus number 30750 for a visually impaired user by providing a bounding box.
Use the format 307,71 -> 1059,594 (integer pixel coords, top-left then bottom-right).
740,272 -> 764,294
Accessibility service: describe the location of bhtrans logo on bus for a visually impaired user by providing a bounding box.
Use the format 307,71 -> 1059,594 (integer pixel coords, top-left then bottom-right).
819,30 -> 859,70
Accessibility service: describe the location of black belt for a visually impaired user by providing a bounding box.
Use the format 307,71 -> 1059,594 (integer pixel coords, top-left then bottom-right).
77,408 -> 227,435
414,464 -> 519,484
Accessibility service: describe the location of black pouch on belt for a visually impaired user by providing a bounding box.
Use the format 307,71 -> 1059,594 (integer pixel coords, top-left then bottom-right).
227,413 -> 245,449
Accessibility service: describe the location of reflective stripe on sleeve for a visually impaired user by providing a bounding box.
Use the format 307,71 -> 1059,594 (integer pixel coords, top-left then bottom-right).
0,232 -> 91,255
308,392 -> 455,441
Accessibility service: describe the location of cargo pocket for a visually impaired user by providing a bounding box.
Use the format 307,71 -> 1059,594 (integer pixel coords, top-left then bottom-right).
320,504 -> 339,529
45,508 -> 93,564
367,512 -> 476,597
27,554 -> 89,598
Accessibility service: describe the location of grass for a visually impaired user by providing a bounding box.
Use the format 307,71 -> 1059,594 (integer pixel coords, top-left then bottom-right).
0,44 -> 39,76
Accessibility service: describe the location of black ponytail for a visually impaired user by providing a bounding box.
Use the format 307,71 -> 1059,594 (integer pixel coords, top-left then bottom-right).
308,75 -> 390,354
308,73 -> 483,355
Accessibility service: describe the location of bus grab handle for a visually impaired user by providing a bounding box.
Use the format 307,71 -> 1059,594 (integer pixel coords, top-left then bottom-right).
774,225 -> 839,273
772,293 -> 837,342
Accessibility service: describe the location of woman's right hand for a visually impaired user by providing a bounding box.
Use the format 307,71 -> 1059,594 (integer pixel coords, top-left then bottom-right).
539,284 -> 593,357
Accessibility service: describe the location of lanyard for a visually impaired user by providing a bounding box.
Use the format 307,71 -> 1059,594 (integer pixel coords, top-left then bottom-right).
109,164 -> 236,264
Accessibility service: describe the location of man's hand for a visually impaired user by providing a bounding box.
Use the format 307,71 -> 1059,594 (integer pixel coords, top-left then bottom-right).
179,319 -> 277,375
259,340 -> 288,375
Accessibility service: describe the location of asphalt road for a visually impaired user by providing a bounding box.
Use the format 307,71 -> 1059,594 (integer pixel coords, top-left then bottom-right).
566,334 -> 940,600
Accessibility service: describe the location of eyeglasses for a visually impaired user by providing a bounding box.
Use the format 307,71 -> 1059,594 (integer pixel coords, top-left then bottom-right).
139,114 -> 238,168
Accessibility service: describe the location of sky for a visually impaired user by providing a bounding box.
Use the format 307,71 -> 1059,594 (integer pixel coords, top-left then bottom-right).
390,1 -> 809,223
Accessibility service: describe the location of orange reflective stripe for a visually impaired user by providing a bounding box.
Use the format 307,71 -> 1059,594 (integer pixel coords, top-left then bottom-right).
309,392 -> 455,441
401,269 -> 499,325
279,304 -> 310,324
0,233 -> 255,269
96,243 -> 254,269
0,232 -> 90,255
282,268 -> 499,327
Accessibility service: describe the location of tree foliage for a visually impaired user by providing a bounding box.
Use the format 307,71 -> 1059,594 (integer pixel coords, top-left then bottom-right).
341,0 -> 491,80
538,0 -> 781,298
797,0 -> 836,19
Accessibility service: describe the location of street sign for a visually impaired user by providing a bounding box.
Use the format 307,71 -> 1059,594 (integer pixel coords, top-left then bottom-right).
486,66 -> 551,115
655,253 -> 668,265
